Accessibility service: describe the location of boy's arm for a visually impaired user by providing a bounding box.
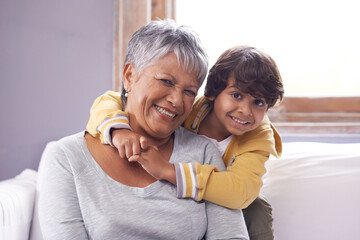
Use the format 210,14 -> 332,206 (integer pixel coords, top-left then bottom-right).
176,117 -> 281,209
86,91 -> 131,146
174,151 -> 268,210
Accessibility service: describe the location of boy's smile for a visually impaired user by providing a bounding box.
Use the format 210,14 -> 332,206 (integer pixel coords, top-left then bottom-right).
203,76 -> 267,141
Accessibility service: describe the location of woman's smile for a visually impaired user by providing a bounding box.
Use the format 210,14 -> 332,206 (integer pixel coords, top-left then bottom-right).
154,105 -> 177,119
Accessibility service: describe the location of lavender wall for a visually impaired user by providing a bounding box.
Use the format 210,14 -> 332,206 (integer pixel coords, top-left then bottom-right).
0,0 -> 114,180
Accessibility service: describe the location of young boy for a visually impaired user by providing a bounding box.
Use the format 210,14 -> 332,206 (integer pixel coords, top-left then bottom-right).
86,45 -> 284,239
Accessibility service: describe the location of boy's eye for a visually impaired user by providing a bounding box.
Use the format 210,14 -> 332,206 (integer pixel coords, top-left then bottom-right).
160,79 -> 173,86
254,99 -> 266,107
184,89 -> 196,97
231,93 -> 242,99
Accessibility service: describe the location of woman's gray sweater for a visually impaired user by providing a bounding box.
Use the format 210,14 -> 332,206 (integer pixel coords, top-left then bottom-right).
38,127 -> 248,240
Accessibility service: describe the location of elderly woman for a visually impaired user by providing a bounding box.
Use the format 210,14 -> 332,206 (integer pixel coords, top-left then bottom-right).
38,20 -> 249,239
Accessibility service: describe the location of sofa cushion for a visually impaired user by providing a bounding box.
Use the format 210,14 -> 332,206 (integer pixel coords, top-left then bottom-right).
0,169 -> 37,240
262,142 -> 360,240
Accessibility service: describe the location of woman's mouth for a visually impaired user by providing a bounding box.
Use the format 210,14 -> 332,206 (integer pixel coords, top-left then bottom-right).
154,105 -> 177,118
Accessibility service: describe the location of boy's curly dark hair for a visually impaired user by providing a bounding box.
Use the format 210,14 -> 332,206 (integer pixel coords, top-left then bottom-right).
204,46 -> 284,109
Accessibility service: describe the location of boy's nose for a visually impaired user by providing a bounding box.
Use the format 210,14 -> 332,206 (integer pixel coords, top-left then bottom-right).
239,101 -> 252,116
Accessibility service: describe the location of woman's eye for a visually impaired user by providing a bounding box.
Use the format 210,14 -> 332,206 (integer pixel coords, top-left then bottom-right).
231,93 -> 242,99
160,79 -> 173,86
184,90 -> 196,97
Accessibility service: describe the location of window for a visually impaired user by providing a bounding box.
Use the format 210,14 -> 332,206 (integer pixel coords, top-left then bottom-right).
114,0 -> 360,140
176,0 -> 360,139
176,0 -> 360,97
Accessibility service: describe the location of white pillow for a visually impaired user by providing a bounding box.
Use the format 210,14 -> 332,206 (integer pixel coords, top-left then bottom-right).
262,142 -> 360,240
0,169 -> 37,240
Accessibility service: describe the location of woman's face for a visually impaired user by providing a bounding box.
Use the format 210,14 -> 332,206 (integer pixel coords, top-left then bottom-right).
124,53 -> 200,139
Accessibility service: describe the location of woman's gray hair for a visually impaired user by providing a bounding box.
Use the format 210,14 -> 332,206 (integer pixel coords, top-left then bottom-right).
121,19 -> 208,107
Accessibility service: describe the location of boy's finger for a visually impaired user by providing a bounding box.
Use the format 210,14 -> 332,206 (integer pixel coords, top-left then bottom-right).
132,142 -> 141,156
118,147 -> 126,159
125,143 -> 133,159
139,136 -> 148,150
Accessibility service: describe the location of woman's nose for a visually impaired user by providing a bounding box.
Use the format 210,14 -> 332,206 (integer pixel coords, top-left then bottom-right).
166,89 -> 183,107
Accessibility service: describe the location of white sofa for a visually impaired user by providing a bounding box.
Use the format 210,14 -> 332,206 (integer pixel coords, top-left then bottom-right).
1,141 -> 360,240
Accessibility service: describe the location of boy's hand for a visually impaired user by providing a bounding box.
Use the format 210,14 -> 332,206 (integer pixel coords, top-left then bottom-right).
128,146 -> 176,185
112,129 -> 148,159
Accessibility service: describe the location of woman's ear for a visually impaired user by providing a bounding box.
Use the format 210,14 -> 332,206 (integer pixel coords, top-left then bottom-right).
123,62 -> 136,91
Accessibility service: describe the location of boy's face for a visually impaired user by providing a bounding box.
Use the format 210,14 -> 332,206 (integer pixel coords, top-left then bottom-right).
208,76 -> 267,139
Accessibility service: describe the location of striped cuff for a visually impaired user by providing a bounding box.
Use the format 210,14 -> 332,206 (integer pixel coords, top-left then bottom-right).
174,162 -> 199,201
96,114 -> 132,146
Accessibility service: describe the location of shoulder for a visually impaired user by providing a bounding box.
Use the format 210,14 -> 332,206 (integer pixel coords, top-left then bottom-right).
175,127 -> 213,149
173,127 -> 225,170
40,132 -> 89,176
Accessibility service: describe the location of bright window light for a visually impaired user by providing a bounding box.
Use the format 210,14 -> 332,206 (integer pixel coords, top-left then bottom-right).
176,0 -> 360,97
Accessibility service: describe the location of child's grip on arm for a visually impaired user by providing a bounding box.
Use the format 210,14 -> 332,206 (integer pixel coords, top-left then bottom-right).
112,129 -> 148,159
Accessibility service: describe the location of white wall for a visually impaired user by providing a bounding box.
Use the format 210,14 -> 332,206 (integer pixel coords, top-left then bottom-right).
0,0 -> 114,180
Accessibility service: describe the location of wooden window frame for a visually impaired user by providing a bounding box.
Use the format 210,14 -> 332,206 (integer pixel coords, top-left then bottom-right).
267,97 -> 360,138
113,0 -> 175,91
114,1 -> 360,139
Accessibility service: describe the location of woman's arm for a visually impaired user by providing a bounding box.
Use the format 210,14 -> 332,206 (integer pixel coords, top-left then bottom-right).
38,142 -> 89,239
205,201 -> 249,239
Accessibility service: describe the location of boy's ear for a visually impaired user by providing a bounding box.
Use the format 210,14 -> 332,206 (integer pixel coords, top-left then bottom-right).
123,62 -> 136,91
207,96 -> 216,101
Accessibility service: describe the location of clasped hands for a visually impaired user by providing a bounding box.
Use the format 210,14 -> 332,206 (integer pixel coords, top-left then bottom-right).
112,129 -> 176,184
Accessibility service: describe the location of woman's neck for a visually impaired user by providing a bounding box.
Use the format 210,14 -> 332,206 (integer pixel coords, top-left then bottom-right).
127,112 -> 175,151
85,133 -> 159,188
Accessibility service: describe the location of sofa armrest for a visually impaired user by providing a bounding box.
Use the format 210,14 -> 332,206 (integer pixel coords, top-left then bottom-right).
0,169 -> 37,240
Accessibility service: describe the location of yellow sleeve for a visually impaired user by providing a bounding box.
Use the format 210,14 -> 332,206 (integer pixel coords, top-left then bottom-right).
202,150 -> 268,209
86,91 -> 131,145
175,116 -> 282,209
174,151 -> 268,209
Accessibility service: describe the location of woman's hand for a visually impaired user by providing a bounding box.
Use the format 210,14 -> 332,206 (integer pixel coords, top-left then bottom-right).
112,129 -> 148,159
128,146 -> 176,185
